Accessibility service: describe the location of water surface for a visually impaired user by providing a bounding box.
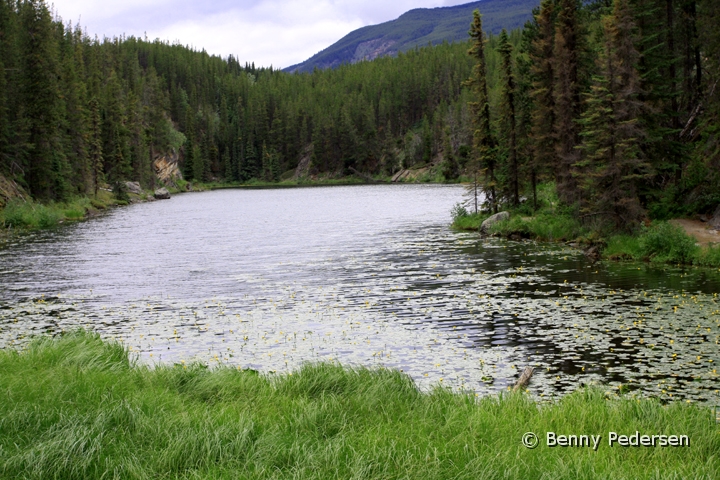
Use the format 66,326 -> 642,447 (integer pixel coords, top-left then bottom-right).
1,185 -> 719,403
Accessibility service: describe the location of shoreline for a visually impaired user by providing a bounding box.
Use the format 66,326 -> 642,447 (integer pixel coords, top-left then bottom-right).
0,176 -> 465,233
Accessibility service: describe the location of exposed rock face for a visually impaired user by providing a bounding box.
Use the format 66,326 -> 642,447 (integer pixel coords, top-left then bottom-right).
480,211 -> 510,233
125,181 -> 142,195
153,151 -> 182,186
154,188 -> 171,200
294,145 -> 313,180
352,39 -> 398,63
0,174 -> 26,208
710,205 -> 720,230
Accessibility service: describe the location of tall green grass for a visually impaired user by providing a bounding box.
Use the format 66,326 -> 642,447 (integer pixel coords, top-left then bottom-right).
489,213 -> 587,242
1,331 -> 717,479
0,199 -> 62,228
1,196 -> 112,230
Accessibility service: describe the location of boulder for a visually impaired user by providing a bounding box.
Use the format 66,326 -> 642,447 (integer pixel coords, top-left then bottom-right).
125,181 -> 142,195
480,211 -> 510,233
154,188 -> 171,200
583,245 -> 602,263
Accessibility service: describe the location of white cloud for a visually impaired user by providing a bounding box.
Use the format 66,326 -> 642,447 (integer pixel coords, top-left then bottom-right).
49,0 -> 470,68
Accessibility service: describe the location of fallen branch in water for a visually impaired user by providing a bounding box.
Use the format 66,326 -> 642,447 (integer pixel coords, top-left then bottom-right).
513,366 -> 534,391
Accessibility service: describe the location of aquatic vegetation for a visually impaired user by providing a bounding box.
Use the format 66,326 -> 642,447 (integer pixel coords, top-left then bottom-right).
2,235 -> 718,405
0,331 -> 717,479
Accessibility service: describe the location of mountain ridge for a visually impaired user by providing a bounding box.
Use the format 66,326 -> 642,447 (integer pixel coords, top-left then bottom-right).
284,0 -> 539,73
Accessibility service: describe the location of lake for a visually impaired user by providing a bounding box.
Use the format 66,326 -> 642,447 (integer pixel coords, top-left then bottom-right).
1,185 -> 719,403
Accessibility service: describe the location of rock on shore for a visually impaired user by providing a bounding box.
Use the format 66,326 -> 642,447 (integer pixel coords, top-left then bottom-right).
480,211 -> 510,234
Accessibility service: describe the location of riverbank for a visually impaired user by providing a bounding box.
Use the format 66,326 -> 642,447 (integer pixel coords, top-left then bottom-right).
451,187 -> 720,268
1,331 -> 717,479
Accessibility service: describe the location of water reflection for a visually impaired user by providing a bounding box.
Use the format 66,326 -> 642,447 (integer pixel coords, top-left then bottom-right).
1,185 -> 719,404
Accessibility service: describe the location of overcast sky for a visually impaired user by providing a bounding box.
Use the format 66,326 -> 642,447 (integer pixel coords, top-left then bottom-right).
49,1 -> 471,69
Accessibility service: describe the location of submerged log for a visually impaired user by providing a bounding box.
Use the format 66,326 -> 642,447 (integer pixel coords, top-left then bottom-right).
513,366 -> 534,391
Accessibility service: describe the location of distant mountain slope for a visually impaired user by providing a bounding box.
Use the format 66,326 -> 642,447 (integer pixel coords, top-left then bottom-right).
284,0 -> 538,73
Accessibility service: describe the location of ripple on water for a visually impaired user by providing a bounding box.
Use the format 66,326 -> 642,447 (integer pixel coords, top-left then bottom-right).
1,186 -> 720,404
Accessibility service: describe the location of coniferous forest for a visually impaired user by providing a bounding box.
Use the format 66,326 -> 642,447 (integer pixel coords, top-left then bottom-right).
1,0 -> 719,231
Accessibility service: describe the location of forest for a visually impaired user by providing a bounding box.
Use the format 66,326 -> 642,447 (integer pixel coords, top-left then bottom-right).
0,0 -> 719,231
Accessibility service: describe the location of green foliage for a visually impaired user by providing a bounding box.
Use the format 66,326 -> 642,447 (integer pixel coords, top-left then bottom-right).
605,222 -> 720,267
451,202 -> 469,222
1,331 -> 717,479
637,222 -> 699,264
604,234 -> 643,260
0,199 -> 61,228
451,212 -> 490,231
489,213 -> 586,242
694,244 -> 720,267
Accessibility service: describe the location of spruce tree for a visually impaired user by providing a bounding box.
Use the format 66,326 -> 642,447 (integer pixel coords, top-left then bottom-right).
529,0 -> 556,204
465,9 -> 498,212
577,0 -> 650,230
88,97 -> 103,197
553,0 -> 582,204
441,127 -> 459,180
21,0 -> 65,199
498,29 -> 519,206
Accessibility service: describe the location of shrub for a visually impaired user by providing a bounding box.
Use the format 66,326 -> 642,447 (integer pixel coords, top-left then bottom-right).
637,221 -> 698,264
1,200 -> 60,229
694,244 -> 720,267
489,213 -> 585,242
450,202 -> 469,222
604,235 -> 643,260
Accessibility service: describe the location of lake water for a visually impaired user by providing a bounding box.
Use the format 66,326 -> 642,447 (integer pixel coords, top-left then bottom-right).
1,185 -> 719,404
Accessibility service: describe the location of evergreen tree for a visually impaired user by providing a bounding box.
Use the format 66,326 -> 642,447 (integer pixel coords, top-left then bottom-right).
553,0 -> 583,204
183,110 -> 195,181
88,97 -> 103,196
529,0 -> 557,205
21,0 -> 66,199
577,0 -> 650,230
242,135 -> 257,181
441,128 -> 459,180
465,9 -> 499,212
498,29 -> 520,206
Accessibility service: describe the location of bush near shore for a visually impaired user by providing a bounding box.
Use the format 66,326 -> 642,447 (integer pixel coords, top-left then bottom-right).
0,331 -> 717,479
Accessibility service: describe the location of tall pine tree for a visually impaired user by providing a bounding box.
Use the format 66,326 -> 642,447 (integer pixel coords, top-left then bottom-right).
577,0 -> 650,230
465,10 -> 498,212
553,0 -> 582,204
498,29 -> 519,206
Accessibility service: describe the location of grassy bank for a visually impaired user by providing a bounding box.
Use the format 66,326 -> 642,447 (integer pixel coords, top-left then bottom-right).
0,194 -> 114,230
1,331 -> 717,479
451,184 -> 720,268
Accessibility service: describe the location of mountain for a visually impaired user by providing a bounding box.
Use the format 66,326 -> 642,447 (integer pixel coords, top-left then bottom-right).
284,0 -> 539,73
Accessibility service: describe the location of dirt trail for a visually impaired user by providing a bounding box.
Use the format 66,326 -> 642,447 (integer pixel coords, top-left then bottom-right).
669,219 -> 720,246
